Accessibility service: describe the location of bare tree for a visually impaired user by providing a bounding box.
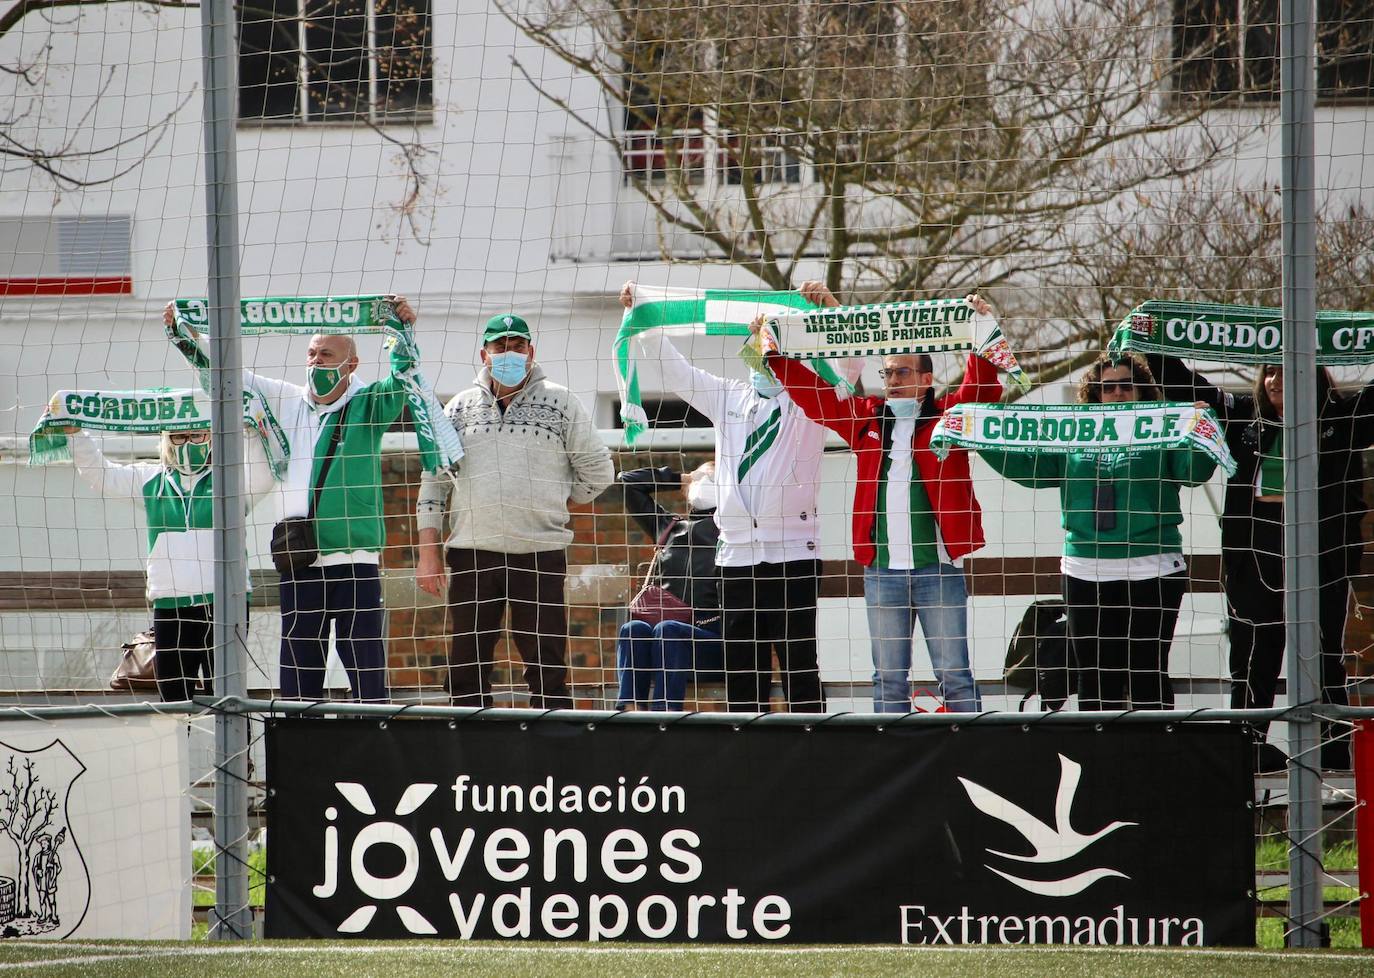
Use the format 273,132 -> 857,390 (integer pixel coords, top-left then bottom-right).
0,756 -> 56,918
500,0 -> 1246,302
1030,186 -> 1374,387
0,0 -> 436,241
0,0 -> 196,190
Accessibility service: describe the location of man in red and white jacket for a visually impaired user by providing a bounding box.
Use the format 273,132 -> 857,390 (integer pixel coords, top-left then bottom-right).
755,284 -> 1005,712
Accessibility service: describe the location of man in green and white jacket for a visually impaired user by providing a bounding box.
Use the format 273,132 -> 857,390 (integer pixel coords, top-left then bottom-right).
163,297 -> 423,703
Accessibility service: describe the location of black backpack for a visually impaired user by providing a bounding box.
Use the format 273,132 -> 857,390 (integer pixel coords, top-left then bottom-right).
1003,599 -> 1073,711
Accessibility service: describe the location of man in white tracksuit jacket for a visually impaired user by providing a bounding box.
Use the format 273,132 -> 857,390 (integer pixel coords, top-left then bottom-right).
620,282 -> 862,712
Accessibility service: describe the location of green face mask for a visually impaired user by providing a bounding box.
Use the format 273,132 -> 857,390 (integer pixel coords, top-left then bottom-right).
178,441 -> 211,472
309,365 -> 344,398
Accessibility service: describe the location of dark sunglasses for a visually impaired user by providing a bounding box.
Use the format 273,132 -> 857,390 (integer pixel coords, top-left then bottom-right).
1098,380 -> 1134,394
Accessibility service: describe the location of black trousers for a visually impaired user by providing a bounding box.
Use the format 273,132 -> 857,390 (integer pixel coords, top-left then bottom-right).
1062,572 -> 1187,711
152,604 -> 213,703
446,548 -> 573,709
1223,512 -> 1351,766
719,559 -> 824,713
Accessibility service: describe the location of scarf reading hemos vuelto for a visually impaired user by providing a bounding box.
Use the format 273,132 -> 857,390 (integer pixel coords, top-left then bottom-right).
766,298 -> 1031,391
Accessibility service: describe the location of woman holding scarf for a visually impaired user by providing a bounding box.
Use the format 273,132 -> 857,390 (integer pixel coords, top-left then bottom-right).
68,426 -> 275,701
979,353 -> 1219,711
1148,354 -> 1374,769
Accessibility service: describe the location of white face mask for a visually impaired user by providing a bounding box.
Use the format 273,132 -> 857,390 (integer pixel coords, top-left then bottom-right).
687,473 -> 718,512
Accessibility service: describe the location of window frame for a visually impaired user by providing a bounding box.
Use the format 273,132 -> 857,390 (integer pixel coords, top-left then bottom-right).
237,0 -> 434,127
1172,0 -> 1374,106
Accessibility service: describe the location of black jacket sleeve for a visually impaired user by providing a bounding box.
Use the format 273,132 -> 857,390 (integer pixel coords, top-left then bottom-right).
1145,353 -> 1253,422
618,466 -> 681,543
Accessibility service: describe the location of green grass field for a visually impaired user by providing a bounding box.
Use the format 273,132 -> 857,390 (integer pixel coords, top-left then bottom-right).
0,942 -> 1370,978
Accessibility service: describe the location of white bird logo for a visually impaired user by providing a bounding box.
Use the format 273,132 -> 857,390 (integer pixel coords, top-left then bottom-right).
958,753 -> 1136,897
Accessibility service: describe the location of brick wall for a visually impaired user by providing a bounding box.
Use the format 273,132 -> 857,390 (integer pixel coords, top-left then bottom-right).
333,448 -> 1374,707
377,449 -> 711,707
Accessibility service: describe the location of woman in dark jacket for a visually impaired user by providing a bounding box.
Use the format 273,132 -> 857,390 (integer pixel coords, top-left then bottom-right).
616,462 -> 722,710
1149,355 -> 1374,767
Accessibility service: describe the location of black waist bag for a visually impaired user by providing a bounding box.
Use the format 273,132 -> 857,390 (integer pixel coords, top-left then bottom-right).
270,404 -> 348,576
270,518 -> 318,575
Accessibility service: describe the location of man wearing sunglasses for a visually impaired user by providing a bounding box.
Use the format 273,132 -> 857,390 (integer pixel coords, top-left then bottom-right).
752,284 -> 1003,713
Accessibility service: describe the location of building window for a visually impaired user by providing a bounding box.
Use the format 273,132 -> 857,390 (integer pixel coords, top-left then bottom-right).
238,0 -> 432,123
1173,0 -> 1374,102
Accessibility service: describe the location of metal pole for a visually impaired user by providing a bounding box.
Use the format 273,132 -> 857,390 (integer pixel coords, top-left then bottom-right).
1279,0 -> 1323,949
200,0 -> 251,941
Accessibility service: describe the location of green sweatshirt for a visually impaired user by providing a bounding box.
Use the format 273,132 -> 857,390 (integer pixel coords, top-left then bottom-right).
979,446 -> 1217,559
307,374 -> 409,557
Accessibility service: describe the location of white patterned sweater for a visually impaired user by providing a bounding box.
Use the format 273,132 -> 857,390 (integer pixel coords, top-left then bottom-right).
416,364 -> 614,554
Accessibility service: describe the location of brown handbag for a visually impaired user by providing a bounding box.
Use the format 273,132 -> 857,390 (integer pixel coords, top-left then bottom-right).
110,628 -> 158,691
627,520 -> 694,626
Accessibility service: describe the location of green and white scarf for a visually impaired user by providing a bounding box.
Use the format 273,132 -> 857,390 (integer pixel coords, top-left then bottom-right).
615,285 -> 853,445
29,388 -> 213,465
930,401 -> 1237,477
1108,299 -> 1374,364
168,296 -> 463,475
766,298 -> 1031,390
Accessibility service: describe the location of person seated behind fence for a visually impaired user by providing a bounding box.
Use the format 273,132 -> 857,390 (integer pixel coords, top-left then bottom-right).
977,353 -> 1219,711
66,426 -> 274,702
616,462 -> 724,711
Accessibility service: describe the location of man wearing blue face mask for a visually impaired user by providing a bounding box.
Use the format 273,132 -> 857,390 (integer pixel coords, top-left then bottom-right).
415,314 -> 613,708
753,284 -> 1005,713
619,281 -> 865,713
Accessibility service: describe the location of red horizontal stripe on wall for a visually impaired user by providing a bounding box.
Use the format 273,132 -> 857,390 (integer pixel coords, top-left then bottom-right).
0,277 -> 133,296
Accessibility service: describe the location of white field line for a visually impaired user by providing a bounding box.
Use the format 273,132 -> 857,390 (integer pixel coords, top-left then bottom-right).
0,942 -> 1369,969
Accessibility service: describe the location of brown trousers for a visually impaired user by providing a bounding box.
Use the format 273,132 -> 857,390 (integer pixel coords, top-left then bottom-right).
445,548 -> 573,709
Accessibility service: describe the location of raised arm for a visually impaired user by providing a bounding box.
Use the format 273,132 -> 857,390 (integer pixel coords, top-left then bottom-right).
1144,353 -> 1253,422
937,352 -> 1003,412
68,430 -> 158,498
977,447 -> 1065,488
243,430 -> 277,506
1165,444 -> 1221,486
634,330 -> 732,425
358,295 -> 419,424
765,351 -> 867,443
619,467 -> 679,542
163,301 -> 299,409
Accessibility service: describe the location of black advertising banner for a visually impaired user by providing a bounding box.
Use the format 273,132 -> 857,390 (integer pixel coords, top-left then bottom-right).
266,719 -> 1254,945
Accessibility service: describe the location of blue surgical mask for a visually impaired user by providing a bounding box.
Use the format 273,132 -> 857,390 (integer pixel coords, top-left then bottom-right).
489,351 -> 530,387
750,370 -> 783,399
888,397 -> 920,418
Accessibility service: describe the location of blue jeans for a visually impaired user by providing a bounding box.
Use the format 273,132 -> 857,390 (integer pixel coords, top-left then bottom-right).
615,619 -> 722,711
863,562 -> 980,713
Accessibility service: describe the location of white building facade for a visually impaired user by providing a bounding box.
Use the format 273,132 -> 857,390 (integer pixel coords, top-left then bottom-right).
0,1 -> 1370,711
